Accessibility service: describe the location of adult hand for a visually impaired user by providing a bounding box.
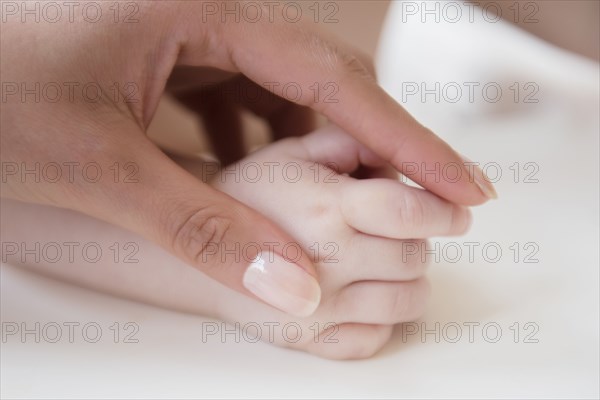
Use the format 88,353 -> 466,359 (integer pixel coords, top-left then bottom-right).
0,1 -> 495,317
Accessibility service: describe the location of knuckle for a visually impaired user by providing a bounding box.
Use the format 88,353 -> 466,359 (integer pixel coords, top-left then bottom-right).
169,207 -> 233,267
359,53 -> 377,77
305,32 -> 340,72
338,51 -> 372,80
305,31 -> 372,78
398,191 -> 425,230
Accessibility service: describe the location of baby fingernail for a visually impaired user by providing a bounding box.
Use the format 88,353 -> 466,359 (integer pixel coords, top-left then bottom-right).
461,155 -> 498,199
243,251 -> 321,317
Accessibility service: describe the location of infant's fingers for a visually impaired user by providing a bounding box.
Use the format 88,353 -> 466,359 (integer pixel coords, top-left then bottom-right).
330,278 -> 430,326
337,237 -> 428,282
298,124 -> 387,174
305,323 -> 393,360
341,179 -> 472,239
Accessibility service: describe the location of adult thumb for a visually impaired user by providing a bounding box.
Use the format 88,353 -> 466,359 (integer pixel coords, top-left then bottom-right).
75,131 -> 321,318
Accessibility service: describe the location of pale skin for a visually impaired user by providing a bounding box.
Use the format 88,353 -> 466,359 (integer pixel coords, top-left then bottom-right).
1,125 -> 471,359
1,1 -> 495,317
2,0 -> 594,360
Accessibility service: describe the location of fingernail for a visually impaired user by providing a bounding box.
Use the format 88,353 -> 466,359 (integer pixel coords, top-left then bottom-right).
475,174 -> 498,199
461,156 -> 498,200
243,252 -> 321,317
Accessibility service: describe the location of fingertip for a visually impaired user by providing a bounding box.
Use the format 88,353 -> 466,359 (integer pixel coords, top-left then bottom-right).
459,154 -> 499,203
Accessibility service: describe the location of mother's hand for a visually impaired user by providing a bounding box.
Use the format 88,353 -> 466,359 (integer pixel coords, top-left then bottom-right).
0,1 -> 494,317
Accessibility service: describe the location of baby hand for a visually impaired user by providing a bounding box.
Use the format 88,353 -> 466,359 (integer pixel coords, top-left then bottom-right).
2,124 -> 471,360
197,124 -> 472,359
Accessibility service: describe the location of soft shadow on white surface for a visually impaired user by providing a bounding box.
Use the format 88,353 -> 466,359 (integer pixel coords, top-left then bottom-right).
2,1 -> 599,398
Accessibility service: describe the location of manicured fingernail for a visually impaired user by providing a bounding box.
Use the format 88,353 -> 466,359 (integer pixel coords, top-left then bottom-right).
243,252 -> 321,317
461,156 -> 498,199
474,174 -> 498,199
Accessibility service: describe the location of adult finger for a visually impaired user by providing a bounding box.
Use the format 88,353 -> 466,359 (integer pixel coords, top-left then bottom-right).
175,9 -> 497,205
